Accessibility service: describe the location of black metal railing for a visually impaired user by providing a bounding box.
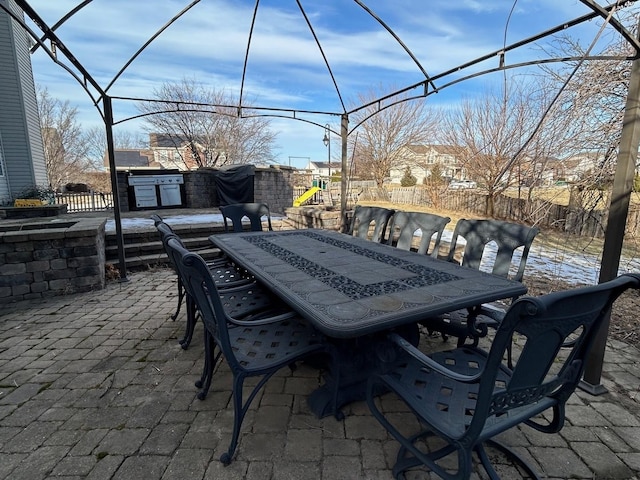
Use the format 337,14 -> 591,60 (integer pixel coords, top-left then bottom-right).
53,192 -> 114,213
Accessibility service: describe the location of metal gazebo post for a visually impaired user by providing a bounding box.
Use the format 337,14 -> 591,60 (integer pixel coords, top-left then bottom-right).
103,96 -> 128,282
323,123 -> 331,180
580,41 -> 640,394
340,114 -> 349,233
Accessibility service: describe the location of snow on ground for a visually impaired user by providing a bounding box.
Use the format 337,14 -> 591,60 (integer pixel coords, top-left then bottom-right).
441,229 -> 640,285
106,214 -> 226,232
107,214 -> 639,287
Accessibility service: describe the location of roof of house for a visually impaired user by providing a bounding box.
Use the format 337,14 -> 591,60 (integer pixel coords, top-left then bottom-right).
308,161 -> 341,169
149,133 -> 190,148
106,149 -> 151,168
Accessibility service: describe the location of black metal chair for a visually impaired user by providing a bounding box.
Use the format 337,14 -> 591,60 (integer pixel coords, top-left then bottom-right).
220,202 -> 273,232
170,237 -> 340,465
348,205 -> 395,243
164,235 -> 301,398
386,211 -> 451,257
155,221 -> 254,347
368,273 -> 640,480
421,219 -> 539,350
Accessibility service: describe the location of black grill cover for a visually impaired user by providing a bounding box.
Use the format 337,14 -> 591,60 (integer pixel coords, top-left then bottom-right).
212,165 -> 255,205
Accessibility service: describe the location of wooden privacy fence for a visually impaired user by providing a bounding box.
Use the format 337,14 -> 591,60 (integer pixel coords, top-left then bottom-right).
53,191 -> 114,213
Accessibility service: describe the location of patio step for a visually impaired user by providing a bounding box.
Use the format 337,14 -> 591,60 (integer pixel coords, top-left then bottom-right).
105,222 -> 226,270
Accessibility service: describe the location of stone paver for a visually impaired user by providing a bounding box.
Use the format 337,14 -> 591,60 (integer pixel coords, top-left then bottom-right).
1,267 -> 640,479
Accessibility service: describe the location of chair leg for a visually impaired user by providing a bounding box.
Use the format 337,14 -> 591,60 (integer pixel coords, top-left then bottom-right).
480,439 -> 541,480
195,331 -> 210,390
221,375 -> 246,466
196,331 -> 221,400
170,278 -> 185,321
179,296 -> 197,349
367,381 -> 470,480
220,372 -> 278,465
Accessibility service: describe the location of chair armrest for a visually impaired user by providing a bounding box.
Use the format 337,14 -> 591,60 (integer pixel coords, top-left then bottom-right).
388,333 -> 483,383
229,310 -> 298,326
477,303 -> 506,323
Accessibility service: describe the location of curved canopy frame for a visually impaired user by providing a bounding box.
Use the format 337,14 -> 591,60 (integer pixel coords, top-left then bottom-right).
2,0 -> 640,391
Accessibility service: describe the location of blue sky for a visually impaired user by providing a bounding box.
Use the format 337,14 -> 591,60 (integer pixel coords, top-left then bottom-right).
22,0 -> 638,168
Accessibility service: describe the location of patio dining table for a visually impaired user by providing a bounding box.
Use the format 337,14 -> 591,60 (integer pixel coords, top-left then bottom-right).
209,228 -> 527,417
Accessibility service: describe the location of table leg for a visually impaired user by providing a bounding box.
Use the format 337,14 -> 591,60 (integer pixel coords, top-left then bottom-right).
308,323 -> 419,418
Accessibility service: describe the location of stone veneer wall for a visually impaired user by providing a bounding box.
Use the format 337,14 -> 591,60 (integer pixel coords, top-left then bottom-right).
252,166 -> 295,214
284,206 -> 344,231
0,218 -> 106,304
118,165 -> 296,213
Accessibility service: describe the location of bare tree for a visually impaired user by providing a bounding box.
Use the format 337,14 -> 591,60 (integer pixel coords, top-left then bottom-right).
350,88 -> 439,187
137,77 -> 277,168
37,86 -> 90,190
440,79 -> 553,216
84,127 -> 148,170
539,25 -> 636,184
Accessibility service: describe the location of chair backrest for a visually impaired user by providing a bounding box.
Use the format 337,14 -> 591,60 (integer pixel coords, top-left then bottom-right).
349,205 -> 395,243
155,220 -> 175,239
468,273 -> 640,434
447,219 -> 539,281
150,214 -> 164,227
155,222 -> 185,274
166,237 -> 238,368
220,203 -> 273,233
386,211 -> 450,257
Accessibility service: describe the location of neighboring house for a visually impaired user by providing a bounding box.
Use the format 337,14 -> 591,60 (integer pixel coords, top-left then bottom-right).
389,144 -> 464,184
149,133 -> 226,170
104,149 -> 155,170
105,132 -> 236,171
559,152 -> 604,182
149,133 -> 197,170
306,161 -> 340,177
0,0 -> 47,204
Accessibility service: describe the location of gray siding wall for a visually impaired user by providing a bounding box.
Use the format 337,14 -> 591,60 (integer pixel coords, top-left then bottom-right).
0,0 -> 47,200
0,131 -> 9,203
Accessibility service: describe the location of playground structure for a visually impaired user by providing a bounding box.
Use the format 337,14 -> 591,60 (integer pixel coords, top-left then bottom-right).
293,179 -> 369,209
293,186 -> 322,207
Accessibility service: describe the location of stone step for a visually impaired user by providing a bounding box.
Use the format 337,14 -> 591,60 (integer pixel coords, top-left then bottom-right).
105,223 -> 226,270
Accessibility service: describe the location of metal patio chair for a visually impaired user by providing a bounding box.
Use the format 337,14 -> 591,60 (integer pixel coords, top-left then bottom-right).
368,273 -> 640,480
170,237 -> 340,465
386,211 -> 451,257
348,205 -> 395,243
220,202 -> 273,232
164,236 -> 301,399
421,219 -> 539,351
154,221 -> 254,347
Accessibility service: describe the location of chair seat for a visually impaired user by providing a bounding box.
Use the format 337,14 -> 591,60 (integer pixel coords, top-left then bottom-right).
229,318 -> 326,372
209,261 -> 254,289
219,285 -> 291,319
381,347 -> 554,440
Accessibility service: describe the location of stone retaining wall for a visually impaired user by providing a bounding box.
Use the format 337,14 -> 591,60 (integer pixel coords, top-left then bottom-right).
284,206 -> 344,231
0,218 -> 106,304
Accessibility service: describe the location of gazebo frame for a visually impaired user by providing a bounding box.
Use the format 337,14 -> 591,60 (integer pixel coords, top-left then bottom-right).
2,0 -> 639,393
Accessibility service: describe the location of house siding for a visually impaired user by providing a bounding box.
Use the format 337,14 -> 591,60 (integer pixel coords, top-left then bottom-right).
0,131 -> 9,203
0,0 -> 47,200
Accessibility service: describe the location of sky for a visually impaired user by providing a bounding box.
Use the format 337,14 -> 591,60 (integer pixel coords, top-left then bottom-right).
18,0 -> 640,169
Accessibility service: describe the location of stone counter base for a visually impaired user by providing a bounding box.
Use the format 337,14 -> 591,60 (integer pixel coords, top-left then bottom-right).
0,218 -> 106,303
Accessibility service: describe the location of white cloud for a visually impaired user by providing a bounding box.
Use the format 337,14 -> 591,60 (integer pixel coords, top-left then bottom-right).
22,0 -> 640,166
